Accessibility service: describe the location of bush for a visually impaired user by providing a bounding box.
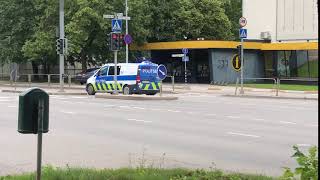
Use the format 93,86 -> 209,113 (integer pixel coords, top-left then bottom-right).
281,145 -> 318,180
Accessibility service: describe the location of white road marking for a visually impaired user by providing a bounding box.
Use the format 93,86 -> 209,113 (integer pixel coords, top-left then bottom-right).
297,144 -> 312,147
187,112 -> 195,114
8,105 -> 17,108
205,113 -> 216,116
167,110 -> 181,113
133,107 -> 145,110
0,100 -> 11,102
127,119 -> 152,123
227,132 -> 260,138
119,106 -> 131,108
226,116 -> 241,119
279,121 -> 297,125
70,96 -> 87,99
306,124 -> 318,127
0,97 -> 11,99
150,108 -> 161,111
251,118 -> 266,121
60,111 -> 74,114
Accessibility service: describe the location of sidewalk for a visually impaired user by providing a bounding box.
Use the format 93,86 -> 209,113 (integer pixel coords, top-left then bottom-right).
0,82 -> 318,100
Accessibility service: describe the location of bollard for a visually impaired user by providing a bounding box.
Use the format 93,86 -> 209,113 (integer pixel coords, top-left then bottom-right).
276,78 -> 280,96
68,75 -> 71,87
235,77 -> 239,95
28,74 -> 31,87
48,75 -> 51,88
171,76 -> 175,92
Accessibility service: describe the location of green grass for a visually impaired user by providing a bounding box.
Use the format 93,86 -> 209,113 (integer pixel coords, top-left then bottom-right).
233,83 -> 318,91
0,166 -> 276,180
297,60 -> 318,78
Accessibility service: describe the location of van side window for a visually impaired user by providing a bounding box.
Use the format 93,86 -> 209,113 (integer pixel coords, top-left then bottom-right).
108,66 -> 120,75
100,67 -> 108,76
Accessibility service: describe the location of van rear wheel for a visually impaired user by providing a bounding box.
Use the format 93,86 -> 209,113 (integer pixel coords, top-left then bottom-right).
87,84 -> 96,95
123,85 -> 131,95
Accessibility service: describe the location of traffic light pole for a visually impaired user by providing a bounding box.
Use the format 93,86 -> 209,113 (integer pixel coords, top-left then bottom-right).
125,0 -> 129,63
59,0 -> 65,92
114,50 -> 118,95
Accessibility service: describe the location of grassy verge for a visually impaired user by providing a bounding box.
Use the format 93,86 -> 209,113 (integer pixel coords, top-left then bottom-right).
231,83 -> 318,91
1,166 -> 276,180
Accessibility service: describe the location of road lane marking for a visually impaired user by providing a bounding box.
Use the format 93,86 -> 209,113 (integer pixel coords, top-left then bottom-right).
8,105 -> 17,108
167,110 -> 181,113
251,118 -> 266,121
205,113 -> 216,116
297,144 -> 312,147
119,106 -> 131,108
60,111 -> 74,114
227,132 -> 260,138
0,100 -> 11,102
127,119 -> 152,123
279,121 -> 297,125
133,107 -> 145,110
226,116 -> 241,119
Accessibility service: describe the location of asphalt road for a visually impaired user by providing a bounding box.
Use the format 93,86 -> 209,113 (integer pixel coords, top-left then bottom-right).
0,92 -> 318,176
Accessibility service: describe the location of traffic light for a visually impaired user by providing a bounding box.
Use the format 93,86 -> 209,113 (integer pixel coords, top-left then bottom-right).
110,32 -> 120,51
119,34 -> 125,48
56,38 -> 64,54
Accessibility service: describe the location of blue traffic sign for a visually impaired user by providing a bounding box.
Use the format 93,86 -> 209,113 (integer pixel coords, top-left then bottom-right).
124,34 -> 133,44
157,64 -> 167,80
239,28 -> 247,39
112,19 -> 122,32
182,55 -> 189,62
182,48 -> 189,54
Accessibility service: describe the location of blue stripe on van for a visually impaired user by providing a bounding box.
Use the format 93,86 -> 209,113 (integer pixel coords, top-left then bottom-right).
98,75 -> 137,81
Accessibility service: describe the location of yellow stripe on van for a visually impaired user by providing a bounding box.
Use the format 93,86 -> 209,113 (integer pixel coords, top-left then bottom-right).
102,83 -> 107,91
97,83 -> 102,91
117,83 -> 122,91
93,83 -> 97,91
158,82 -> 161,89
107,83 -> 112,90
112,83 -> 117,90
151,82 -> 157,90
144,84 -> 150,90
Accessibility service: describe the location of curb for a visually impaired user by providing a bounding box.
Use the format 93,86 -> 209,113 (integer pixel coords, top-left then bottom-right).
207,87 -> 222,91
1,89 -> 88,96
223,94 -> 318,101
95,94 -> 178,101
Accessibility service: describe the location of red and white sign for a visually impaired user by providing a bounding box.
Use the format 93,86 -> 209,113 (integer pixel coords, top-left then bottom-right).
239,17 -> 247,27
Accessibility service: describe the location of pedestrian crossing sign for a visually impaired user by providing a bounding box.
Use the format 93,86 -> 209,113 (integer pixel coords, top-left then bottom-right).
112,19 -> 122,32
239,28 -> 247,39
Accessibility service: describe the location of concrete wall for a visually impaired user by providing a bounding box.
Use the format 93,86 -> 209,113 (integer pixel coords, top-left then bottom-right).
209,49 -> 265,84
243,0 -> 318,42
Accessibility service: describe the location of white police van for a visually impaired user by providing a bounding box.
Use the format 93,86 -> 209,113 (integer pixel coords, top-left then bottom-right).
86,61 -> 161,95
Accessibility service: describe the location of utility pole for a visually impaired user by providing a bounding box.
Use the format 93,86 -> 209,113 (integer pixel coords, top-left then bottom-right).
59,0 -> 65,92
125,0 -> 129,63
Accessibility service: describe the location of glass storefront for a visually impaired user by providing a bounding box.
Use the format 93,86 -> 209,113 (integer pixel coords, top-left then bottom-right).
264,50 -> 318,79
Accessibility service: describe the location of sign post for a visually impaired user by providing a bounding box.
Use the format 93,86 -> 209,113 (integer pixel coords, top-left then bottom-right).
182,48 -> 189,88
239,17 -> 247,94
18,88 -> 49,180
157,64 -> 167,97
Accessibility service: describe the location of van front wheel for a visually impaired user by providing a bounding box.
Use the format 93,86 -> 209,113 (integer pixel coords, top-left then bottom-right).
87,84 -> 96,95
123,85 -> 131,95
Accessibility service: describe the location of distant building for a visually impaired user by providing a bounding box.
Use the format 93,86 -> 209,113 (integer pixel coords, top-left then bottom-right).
243,0 -> 318,42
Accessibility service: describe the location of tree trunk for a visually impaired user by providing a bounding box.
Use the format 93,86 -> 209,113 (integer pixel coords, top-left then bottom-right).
31,61 -> 39,81
81,52 -> 87,72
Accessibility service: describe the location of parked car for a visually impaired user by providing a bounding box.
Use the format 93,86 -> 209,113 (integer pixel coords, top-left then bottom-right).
75,67 -> 100,85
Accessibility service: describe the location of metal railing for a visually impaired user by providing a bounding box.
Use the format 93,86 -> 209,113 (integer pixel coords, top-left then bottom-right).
235,77 -> 318,96
235,77 -> 278,96
1,73 -> 176,92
